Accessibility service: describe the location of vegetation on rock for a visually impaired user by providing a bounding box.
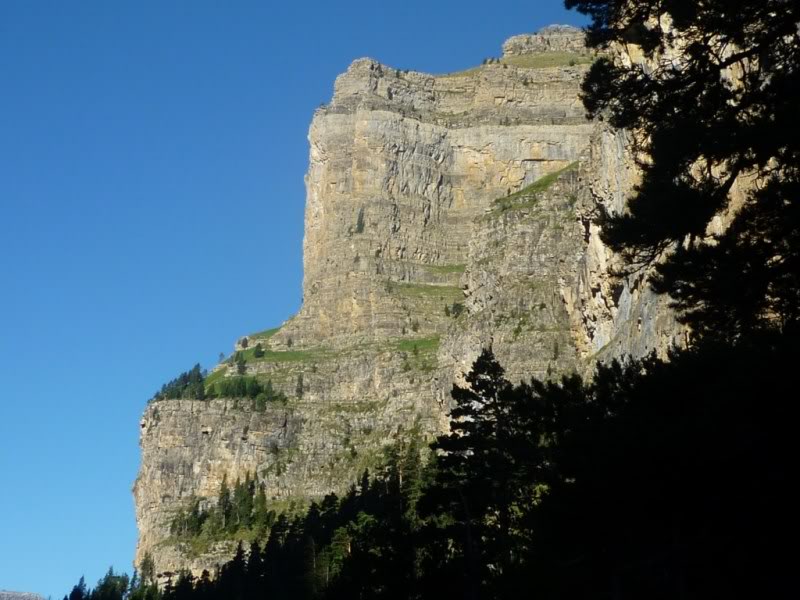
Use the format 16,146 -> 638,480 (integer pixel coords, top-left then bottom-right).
152,365 -> 206,401
168,473 -> 278,556
569,0 -> 800,339
98,4 -> 797,598
442,51 -> 593,77
90,337 -> 795,597
490,161 -> 578,214
153,365 -> 287,406
206,377 -> 286,405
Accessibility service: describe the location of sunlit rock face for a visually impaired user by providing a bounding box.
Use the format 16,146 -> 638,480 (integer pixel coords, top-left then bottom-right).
134,24 -> 683,581
0,592 -> 45,600
503,24 -> 589,56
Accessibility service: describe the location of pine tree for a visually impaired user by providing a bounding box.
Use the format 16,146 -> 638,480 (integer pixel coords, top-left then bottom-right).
218,542 -> 247,600
234,352 -> 247,375
218,474 -> 232,531
68,577 -> 88,600
253,483 -> 272,536
418,349 -> 552,599
139,553 -> 156,585
246,541 -> 264,594
231,473 -> 255,530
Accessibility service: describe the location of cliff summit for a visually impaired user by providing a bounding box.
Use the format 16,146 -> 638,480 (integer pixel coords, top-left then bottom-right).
134,24 -> 682,580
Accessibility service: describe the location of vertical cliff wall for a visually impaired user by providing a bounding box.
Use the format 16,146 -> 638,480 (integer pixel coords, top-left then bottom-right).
134,25 -> 684,579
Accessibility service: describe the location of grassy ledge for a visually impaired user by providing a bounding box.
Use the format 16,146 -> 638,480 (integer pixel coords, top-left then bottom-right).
391,336 -> 441,354
390,336 -> 441,373
490,161 -> 579,214
249,326 -> 281,341
501,52 -> 593,69
439,52 -> 594,77
204,367 -> 229,388
243,346 -> 332,364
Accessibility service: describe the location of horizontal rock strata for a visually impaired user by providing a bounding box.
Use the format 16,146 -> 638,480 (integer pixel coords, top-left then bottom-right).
134,25 -> 683,580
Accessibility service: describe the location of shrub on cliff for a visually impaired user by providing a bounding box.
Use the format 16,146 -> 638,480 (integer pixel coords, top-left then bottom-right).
152,364 -> 206,401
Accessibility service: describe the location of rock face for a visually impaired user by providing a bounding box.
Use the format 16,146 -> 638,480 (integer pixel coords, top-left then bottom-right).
134,24 -> 684,580
0,593 -> 45,600
503,24 -> 589,56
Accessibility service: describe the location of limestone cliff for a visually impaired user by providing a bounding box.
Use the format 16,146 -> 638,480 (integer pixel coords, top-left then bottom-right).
134,25 -> 684,580
0,593 -> 44,600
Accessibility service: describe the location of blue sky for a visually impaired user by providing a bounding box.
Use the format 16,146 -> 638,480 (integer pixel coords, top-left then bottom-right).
0,1 -> 586,596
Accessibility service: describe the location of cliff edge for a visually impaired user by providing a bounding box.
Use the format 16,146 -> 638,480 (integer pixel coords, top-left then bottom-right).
133,24 -> 684,580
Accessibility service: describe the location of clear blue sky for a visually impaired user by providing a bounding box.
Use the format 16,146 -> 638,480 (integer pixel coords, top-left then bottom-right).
0,1 -> 586,596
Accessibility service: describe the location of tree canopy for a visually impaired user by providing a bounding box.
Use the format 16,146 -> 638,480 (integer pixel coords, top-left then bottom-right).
567,0 -> 800,340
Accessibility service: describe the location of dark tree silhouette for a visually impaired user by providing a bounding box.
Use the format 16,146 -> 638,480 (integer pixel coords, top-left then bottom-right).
419,349 -> 559,600
567,0 -> 800,340
530,338 -> 795,599
67,577 -> 88,600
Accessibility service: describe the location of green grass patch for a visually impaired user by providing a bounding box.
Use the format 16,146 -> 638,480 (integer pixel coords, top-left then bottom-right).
518,161 -> 579,195
391,336 -> 441,373
490,162 -> 579,214
492,196 -> 540,214
164,533 -> 235,559
391,336 -> 440,354
249,326 -> 281,340
438,52 -> 593,78
204,367 -> 228,389
501,52 -> 593,69
233,343 -> 331,365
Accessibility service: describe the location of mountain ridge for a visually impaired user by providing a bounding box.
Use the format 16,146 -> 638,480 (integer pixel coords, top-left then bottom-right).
133,24 -> 684,581
0,592 -> 45,600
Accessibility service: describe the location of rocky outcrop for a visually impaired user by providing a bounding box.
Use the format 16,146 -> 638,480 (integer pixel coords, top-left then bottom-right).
565,126 -> 686,361
280,47 -> 593,349
503,25 -> 588,56
134,25 -> 684,580
441,164 -> 588,384
0,592 -> 45,600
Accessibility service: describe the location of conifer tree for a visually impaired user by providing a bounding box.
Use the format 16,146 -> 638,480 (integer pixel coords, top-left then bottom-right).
246,541 -> 264,594
217,474 -> 232,531
252,483 -> 272,535
217,542 -> 246,600
418,349 -> 517,598
68,577 -> 88,600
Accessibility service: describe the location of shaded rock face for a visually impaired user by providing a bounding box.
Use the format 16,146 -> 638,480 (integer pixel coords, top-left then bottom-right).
134,25 -> 684,580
